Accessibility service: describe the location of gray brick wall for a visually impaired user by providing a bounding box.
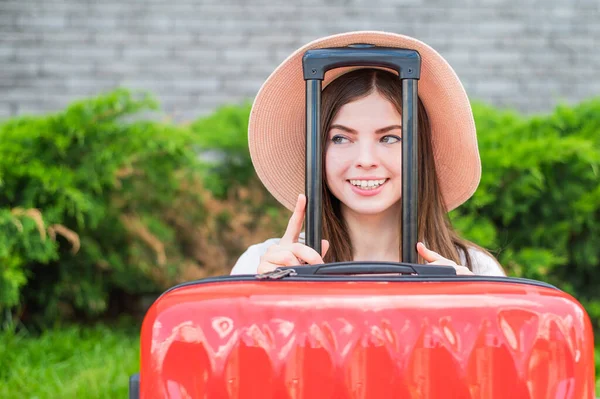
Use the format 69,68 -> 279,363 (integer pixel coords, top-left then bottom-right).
1,0 -> 599,121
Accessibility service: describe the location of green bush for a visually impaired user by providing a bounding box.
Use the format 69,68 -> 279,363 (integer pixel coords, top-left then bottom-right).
0,89 -> 210,326
189,102 -> 288,226
190,102 -> 254,198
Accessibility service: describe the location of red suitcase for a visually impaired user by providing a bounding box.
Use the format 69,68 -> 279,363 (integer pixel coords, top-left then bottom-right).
130,45 -> 595,398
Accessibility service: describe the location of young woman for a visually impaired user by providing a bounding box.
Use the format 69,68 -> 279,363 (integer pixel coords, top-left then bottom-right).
230,31 -> 505,277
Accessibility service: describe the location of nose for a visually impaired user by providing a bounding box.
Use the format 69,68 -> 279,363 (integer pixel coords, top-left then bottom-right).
354,141 -> 378,169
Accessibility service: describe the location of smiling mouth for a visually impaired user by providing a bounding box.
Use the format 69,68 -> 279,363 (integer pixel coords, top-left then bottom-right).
348,178 -> 388,190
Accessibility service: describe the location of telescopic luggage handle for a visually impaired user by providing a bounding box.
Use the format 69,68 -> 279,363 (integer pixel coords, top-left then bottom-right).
302,45 -> 421,263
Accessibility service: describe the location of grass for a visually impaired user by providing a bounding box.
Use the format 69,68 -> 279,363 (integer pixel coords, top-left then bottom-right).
0,323 -> 140,399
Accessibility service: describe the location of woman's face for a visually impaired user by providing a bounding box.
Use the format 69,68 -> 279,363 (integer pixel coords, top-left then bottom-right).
325,91 -> 403,216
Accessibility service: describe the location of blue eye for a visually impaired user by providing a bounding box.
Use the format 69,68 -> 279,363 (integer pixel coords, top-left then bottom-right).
381,135 -> 401,144
331,135 -> 350,144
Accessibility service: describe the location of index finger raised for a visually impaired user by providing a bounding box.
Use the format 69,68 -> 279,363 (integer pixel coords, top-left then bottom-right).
416,242 -> 446,263
280,194 -> 306,245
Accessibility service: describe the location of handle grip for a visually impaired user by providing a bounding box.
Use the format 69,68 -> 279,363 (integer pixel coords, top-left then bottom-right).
302,45 -> 421,80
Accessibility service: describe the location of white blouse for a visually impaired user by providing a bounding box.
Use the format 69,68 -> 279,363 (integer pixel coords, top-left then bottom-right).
230,234 -> 506,276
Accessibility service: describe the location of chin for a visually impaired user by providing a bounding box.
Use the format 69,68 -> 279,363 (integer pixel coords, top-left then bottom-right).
343,199 -> 400,216
350,207 -> 389,216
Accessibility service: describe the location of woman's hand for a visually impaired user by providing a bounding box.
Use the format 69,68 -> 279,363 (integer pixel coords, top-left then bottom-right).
416,242 -> 474,275
257,194 -> 330,274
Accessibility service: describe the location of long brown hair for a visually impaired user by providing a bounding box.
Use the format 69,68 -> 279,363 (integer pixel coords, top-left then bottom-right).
320,69 -> 494,270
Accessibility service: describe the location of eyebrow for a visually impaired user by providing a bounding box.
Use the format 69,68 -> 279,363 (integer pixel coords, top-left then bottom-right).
329,124 -> 402,134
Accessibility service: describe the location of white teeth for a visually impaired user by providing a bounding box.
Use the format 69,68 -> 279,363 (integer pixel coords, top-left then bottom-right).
349,179 -> 387,189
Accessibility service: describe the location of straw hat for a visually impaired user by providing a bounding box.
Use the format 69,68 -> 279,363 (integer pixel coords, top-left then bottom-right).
248,31 -> 481,212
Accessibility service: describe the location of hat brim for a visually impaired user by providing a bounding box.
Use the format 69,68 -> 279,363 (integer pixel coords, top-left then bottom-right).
249,31 -> 481,212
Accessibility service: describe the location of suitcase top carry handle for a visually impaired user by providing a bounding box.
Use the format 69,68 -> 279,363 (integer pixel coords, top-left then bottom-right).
302,262 -> 456,276
302,45 -> 421,80
302,45 -> 421,263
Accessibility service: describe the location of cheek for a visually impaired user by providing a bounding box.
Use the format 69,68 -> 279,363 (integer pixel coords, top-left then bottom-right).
325,149 -> 348,176
325,149 -> 350,190
380,148 -> 402,175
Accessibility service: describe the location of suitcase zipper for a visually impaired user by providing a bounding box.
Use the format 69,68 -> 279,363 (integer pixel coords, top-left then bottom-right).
160,274 -> 559,298
256,268 -> 298,280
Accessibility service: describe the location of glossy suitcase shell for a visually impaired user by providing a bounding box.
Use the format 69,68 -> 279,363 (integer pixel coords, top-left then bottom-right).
138,273 -> 595,398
